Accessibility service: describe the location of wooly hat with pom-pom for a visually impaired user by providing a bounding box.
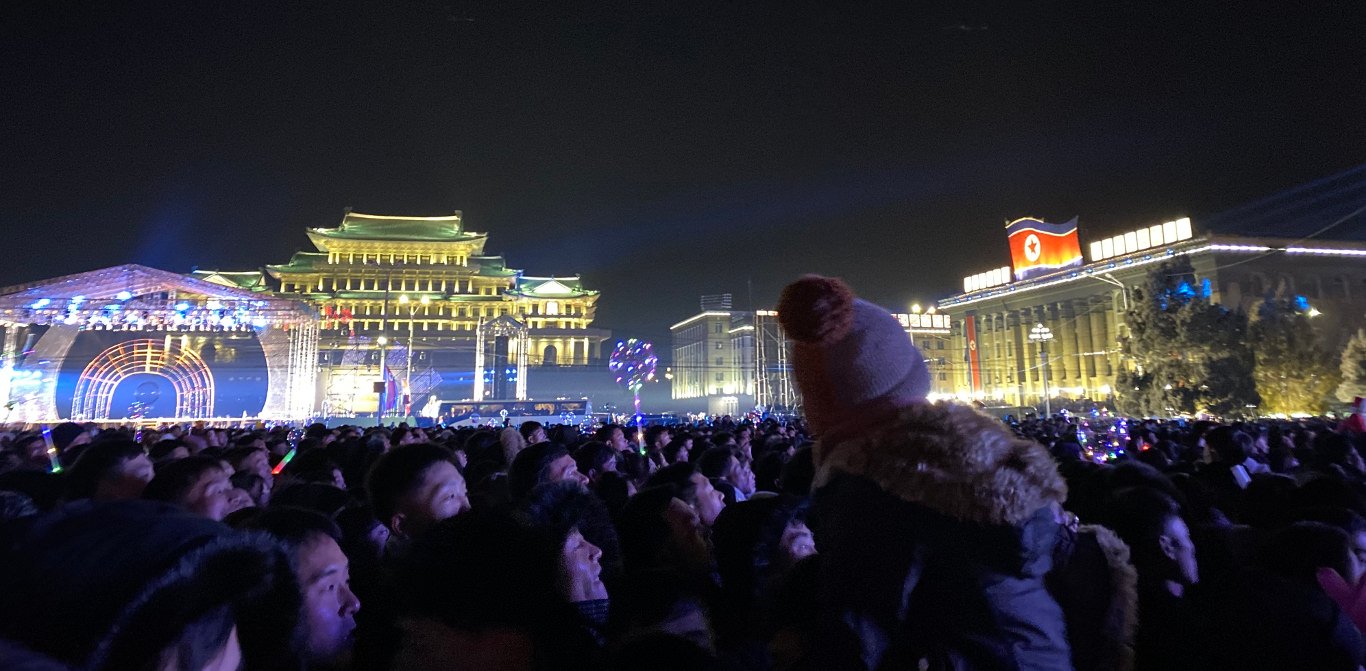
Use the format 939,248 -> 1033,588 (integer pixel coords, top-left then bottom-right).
777,275 -> 930,434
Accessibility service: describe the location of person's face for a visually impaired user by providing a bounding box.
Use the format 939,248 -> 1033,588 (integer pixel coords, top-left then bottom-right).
530,427 -> 548,445
778,521 -> 817,568
1160,515 -> 1199,585
21,438 -> 48,468
727,457 -> 756,495
242,449 -> 271,481
186,468 -> 233,521
688,472 -> 725,526
97,453 -> 155,501
609,429 -> 629,452
224,488 -> 254,516
596,455 -> 618,476
547,454 -> 589,488
331,468 -> 347,490
297,535 -> 361,664
656,430 -> 672,448
1352,532 -> 1366,582
394,461 -> 469,538
664,497 -> 712,570
559,528 -> 607,603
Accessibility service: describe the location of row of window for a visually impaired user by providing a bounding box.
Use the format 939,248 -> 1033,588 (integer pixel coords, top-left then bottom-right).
325,252 -> 470,266
281,277 -> 515,296
329,318 -> 586,332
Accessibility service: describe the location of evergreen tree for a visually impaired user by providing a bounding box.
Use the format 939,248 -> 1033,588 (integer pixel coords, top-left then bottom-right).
1116,258 -> 1258,417
1337,328 -> 1366,403
1249,293 -> 1337,415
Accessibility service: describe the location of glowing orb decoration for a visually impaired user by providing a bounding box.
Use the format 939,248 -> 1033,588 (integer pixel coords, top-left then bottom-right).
609,339 -> 658,393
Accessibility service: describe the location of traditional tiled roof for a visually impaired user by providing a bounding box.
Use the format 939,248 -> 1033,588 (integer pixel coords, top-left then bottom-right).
264,252 -> 329,275
510,276 -> 598,297
308,211 -> 485,242
189,270 -> 270,291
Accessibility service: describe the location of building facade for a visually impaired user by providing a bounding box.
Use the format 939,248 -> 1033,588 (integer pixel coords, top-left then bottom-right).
195,210 -> 610,416
937,221 -> 1366,410
670,301 -> 953,416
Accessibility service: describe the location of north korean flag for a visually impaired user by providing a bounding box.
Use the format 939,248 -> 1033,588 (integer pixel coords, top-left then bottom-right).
1006,217 -> 1084,281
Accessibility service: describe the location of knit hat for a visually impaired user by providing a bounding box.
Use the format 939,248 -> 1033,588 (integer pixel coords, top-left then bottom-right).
777,275 -> 930,434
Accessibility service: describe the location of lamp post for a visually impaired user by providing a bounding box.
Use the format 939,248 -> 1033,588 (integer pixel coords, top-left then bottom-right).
1093,272 -> 1129,311
1029,323 -> 1054,417
376,335 -> 388,424
397,294 -> 431,419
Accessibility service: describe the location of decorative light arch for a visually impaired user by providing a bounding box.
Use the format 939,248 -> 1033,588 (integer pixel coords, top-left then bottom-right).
72,338 -> 214,420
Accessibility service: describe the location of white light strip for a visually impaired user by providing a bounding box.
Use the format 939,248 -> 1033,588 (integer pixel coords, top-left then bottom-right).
942,245 -> 1226,308
1090,217 -> 1193,262
1285,246 -> 1366,257
670,311 -> 731,331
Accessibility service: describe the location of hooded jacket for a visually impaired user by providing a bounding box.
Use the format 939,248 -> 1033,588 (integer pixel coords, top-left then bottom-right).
806,402 -> 1071,670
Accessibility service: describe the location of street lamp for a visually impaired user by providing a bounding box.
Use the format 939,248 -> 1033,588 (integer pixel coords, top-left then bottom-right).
1029,322 -> 1054,417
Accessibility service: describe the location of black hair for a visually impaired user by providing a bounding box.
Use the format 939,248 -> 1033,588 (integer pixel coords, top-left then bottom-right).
65,440 -> 146,500
778,444 -> 815,496
148,440 -> 190,462
222,445 -> 266,472
573,441 -> 616,476
594,424 -> 623,443
663,438 -> 691,464
142,456 -> 225,506
364,443 -> 455,524
519,421 -> 545,443
645,462 -> 701,509
592,471 -> 632,519
1102,487 -> 1182,566
507,442 -> 571,501
644,425 -> 670,448
240,505 -> 343,558
271,481 -> 352,519
521,481 -> 623,583
616,486 -> 678,573
697,447 -> 736,480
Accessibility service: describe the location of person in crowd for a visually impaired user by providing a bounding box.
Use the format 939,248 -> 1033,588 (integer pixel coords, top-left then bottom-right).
644,425 -> 672,467
149,439 -> 192,463
663,436 -> 693,465
231,471 -> 272,507
365,443 -> 469,544
143,455 -> 235,521
64,439 -> 155,502
698,447 -> 756,504
596,423 -> 632,454
522,482 -> 620,645
777,274 -> 1071,669
573,441 -> 619,484
499,426 -> 528,467
1104,487 -> 1197,670
224,442 -> 273,482
238,507 -> 362,669
645,462 -> 726,527
0,500 -> 302,670
508,441 -> 590,501
521,421 -> 549,446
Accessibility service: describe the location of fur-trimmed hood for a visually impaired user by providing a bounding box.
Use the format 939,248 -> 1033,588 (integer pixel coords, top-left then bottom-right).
813,402 -> 1067,527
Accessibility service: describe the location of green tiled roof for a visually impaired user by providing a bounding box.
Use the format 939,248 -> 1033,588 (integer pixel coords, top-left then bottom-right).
512,276 -> 598,297
189,270 -> 269,291
265,252 -> 329,273
309,211 -> 485,242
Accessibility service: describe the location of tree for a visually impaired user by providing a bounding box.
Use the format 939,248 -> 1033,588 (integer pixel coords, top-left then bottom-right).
1337,329 -> 1366,403
1249,293 -> 1337,415
1116,258 -> 1259,417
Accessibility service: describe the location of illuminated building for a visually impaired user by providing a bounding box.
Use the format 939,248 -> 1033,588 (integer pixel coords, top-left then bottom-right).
195,210 -> 609,416
935,166 -> 1366,408
670,298 -> 952,416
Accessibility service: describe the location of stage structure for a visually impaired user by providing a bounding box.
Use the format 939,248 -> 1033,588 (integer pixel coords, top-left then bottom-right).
472,315 -> 529,401
0,264 -> 318,423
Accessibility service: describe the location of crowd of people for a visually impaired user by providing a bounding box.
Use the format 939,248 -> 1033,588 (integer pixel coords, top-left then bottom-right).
1,275 -> 1366,670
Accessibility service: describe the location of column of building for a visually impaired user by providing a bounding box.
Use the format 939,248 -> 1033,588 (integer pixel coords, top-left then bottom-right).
1073,298 -> 1097,395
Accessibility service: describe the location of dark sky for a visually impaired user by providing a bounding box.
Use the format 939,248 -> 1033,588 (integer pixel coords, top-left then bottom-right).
3,1 -> 1364,346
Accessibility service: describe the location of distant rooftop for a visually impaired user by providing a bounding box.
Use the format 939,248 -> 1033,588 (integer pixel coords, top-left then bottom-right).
308,210 -> 485,242
1203,163 -> 1366,241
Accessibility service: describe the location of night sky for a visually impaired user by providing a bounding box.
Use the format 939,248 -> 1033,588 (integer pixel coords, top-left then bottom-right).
4,1 -> 1364,347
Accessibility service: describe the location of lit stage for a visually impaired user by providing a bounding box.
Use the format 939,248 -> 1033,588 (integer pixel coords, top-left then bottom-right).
0,265 -> 319,423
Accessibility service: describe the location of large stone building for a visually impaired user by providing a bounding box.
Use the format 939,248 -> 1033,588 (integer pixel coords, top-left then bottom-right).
935,168 -> 1366,410
670,298 -> 954,416
194,210 -> 610,416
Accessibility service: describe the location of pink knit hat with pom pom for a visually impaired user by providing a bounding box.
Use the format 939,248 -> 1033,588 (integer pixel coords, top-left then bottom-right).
777,275 -> 930,434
